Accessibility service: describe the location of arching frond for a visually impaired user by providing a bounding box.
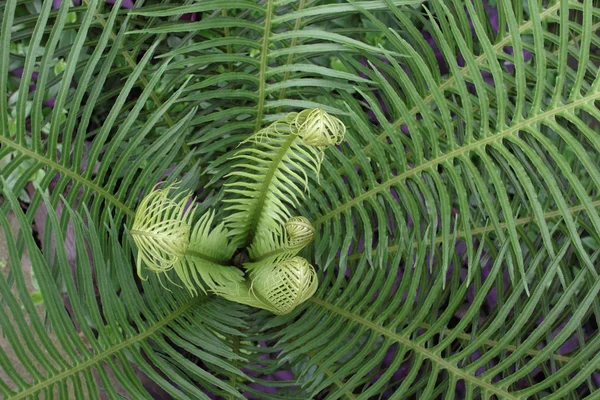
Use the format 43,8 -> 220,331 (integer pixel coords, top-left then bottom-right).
2,0 -> 599,398
222,113 -> 326,249
0,187 -> 247,400
131,183 -> 195,278
175,210 -> 244,295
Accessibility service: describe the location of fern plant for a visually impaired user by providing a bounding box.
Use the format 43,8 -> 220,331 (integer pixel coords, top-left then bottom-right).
1,0 -> 599,398
130,109 -> 340,312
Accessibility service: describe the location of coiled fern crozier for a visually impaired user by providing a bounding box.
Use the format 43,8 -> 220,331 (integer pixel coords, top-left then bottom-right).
131,108 -> 345,314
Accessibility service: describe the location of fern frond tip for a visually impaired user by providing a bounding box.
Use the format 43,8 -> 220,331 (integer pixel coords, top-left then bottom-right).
131,183 -> 196,277
285,216 -> 315,250
293,108 -> 346,149
251,256 -> 318,315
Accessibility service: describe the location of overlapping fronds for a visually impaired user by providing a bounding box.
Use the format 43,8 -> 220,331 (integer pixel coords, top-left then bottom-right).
131,183 -> 195,277
127,0 -> 400,198
174,210 -> 244,294
222,114 -> 326,249
1,0 -> 600,398
260,0 -> 600,397
249,216 -> 316,264
0,188 -> 248,400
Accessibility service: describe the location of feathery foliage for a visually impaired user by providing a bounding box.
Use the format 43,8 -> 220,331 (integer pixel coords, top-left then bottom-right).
131,183 -> 195,277
1,0 -> 599,398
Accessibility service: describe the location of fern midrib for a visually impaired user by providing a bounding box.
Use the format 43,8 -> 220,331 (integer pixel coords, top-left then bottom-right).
416,322 -> 596,370
346,197 -> 600,261
313,91 -> 600,226
338,2 -> 562,169
254,0 -> 275,131
8,297 -> 203,400
0,135 -> 134,218
185,248 -> 228,266
310,297 -> 519,400
244,134 -> 297,247
82,0 -> 201,162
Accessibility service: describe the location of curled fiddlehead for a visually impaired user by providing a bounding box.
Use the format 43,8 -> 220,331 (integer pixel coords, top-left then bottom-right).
292,108 -> 346,149
131,185 -> 242,294
249,216 -> 315,263
216,256 -> 318,315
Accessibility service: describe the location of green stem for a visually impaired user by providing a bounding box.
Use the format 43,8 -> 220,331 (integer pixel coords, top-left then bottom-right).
184,248 -> 229,266
254,0 -> 275,131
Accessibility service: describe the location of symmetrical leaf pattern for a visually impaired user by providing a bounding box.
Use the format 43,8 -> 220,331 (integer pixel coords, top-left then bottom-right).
0,0 -> 599,398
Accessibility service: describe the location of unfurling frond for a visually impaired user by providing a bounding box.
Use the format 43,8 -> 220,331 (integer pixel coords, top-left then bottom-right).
174,210 -> 243,294
215,256 -> 318,315
250,256 -> 318,315
249,216 -> 315,263
223,110 -> 342,249
211,280 -> 270,312
174,256 -> 244,295
292,108 -> 346,149
285,216 -> 316,249
188,209 -> 237,263
131,183 -> 195,280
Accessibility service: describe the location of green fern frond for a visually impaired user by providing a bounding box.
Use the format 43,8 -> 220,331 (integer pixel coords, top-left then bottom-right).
131,183 -> 195,279
249,216 -> 316,263
217,256 -> 318,315
188,209 -> 238,262
176,210 -> 244,295
0,184 -> 248,400
225,109 -> 332,246
223,109 -> 344,249
3,0 -> 600,397
249,256 -> 318,315
174,256 -> 245,296
212,280 -> 271,312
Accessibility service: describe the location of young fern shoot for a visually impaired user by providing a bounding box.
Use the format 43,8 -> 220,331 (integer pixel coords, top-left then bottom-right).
249,216 -> 316,264
174,210 -> 244,295
215,256 -> 319,315
130,109 -> 346,314
223,109 -> 345,250
131,185 -> 242,294
130,183 -> 195,279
